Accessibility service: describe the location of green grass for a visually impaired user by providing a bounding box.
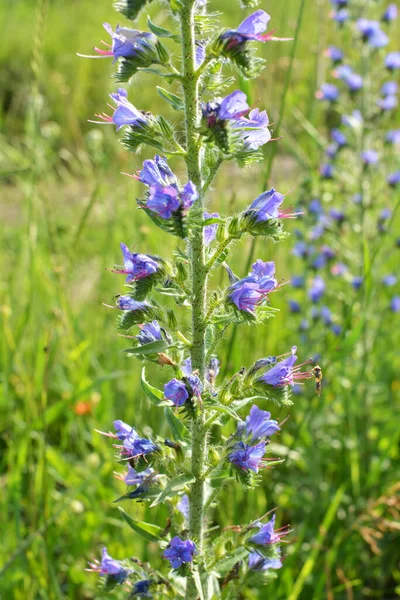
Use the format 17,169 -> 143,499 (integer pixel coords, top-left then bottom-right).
1,0 -> 400,598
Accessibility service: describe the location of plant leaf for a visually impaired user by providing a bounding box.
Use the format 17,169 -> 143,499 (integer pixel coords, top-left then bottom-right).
141,368 -> 164,404
124,340 -> 170,356
150,473 -> 194,507
118,508 -> 163,541
147,16 -> 181,41
164,407 -> 188,441
156,87 -> 184,111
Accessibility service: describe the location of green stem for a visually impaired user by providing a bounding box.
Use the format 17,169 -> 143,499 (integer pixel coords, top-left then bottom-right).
180,2 -> 208,596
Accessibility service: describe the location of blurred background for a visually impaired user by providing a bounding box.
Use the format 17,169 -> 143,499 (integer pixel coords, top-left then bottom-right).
1,0 -> 399,598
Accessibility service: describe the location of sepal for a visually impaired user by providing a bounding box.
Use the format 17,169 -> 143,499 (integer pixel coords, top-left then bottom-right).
114,37 -> 160,82
210,35 -> 265,79
113,0 -> 154,21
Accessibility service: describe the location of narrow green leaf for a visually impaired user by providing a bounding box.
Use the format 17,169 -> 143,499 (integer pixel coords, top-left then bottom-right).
118,508 -> 163,541
141,368 -> 164,405
147,16 -> 181,41
150,474 -> 194,507
156,87 -> 184,111
210,403 -> 241,421
124,340 -> 169,356
213,547 -> 248,577
192,570 -> 205,600
164,407 -> 188,441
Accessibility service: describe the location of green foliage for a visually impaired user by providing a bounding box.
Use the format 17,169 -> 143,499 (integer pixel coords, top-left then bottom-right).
113,0 -> 154,21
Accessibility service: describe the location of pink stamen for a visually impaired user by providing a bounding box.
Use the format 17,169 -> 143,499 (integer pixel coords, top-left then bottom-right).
94,47 -> 113,56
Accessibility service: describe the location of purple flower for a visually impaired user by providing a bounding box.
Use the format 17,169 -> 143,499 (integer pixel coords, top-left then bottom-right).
100,24 -> 157,62
116,243 -> 159,282
330,0 -> 348,6
377,95 -> 398,111
131,580 -> 152,597
381,81 -> 398,96
247,188 -> 298,221
139,155 -> 177,187
245,405 -> 280,441
163,537 -> 197,569
123,466 -> 154,486
228,281 -> 264,314
325,46 -> 343,62
248,551 -> 282,571
123,432 -> 159,459
391,296 -> 400,312
147,185 -> 180,219
342,110 -> 363,128
220,10 -> 290,48
316,83 -> 339,101
351,276 -> 363,290
357,19 -> 388,47
92,88 -> 147,131
382,4 -> 398,22
331,128 -> 347,146
388,170 -> 400,186
291,275 -> 304,288
321,245 -> 335,259
332,323 -> 342,335
292,241 -> 312,258
320,163 -> 334,179
289,299 -> 301,313
177,495 -> 189,519
207,357 -> 220,383
330,208 -> 345,222
258,345 -> 311,387
195,42 -> 206,67
309,276 -> 325,303
229,441 -> 266,472
361,150 -> 379,165
382,275 -> 397,286
333,64 -> 353,80
232,108 -> 271,150
116,296 -> 150,311
386,129 -> 400,144
88,547 -> 130,583
321,306 -> 332,325
249,515 -> 281,545
136,321 -> 162,345
164,378 -> 189,407
385,52 -> 400,70
114,420 -> 138,440
345,73 -> 363,91
204,212 -> 219,245
333,9 -> 349,23
181,181 -> 198,210
309,198 -> 322,215
213,90 -> 250,121
380,208 -> 392,220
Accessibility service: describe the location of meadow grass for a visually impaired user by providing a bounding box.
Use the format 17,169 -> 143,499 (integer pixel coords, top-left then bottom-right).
1,0 -> 399,598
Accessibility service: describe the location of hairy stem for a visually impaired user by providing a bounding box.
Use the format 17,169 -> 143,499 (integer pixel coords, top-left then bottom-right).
180,1 -> 208,596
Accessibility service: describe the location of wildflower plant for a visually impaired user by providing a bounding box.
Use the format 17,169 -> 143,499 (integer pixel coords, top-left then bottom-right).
81,0 -> 313,597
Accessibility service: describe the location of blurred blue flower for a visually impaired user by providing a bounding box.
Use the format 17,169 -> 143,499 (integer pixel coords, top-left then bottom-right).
316,83 -> 339,101
351,276 -> 363,290
309,276 -> 325,303
382,275 -> 397,286
331,128 -> 347,146
320,163 -> 334,179
381,81 -> 398,96
391,296 -> 400,312
204,212 -> 219,245
116,296 -> 150,311
382,4 -> 398,22
291,275 -> 305,288
136,321 -> 162,345
325,45 -> 344,62
387,171 -> 400,187
245,405 -> 280,441
385,129 -> 400,144
289,299 -> 301,312
361,150 -> 379,165
333,9 -> 349,23
248,550 -> 282,571
377,95 -> 398,111
332,323 -> 342,335
177,495 -> 189,519
385,52 -> 400,70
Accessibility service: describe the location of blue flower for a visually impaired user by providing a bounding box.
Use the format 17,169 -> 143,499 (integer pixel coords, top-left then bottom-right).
385,52 -> 400,70
204,212 -> 219,245
377,95 -> 398,111
391,296 -> 400,312
123,432 -> 159,459
320,306 -> 332,325
333,9 -> 349,23
228,260 -> 277,314
325,45 -> 343,62
88,548 -> 131,584
246,188 -> 297,221
316,83 -> 339,101
381,81 -> 398,96
248,550 -> 282,571
249,514 -> 281,545
342,110 -> 363,128
131,579 -> 152,597
361,150 -> 379,165
101,23 -> 157,62
177,494 -> 190,519
388,170 -> 400,187
345,73 -> 363,91
351,276 -> 363,290
332,323 -> 342,335
382,275 -> 397,287
382,4 -> 398,22
203,90 -> 249,125
309,276 -> 325,303
331,128 -> 347,146
291,275 -> 305,288
257,346 -> 306,387
139,155 -> 177,187
93,88 -> 147,131
221,10 -> 272,46
232,108 -> 271,150
164,378 -> 189,407
163,537 -> 197,569
228,441 -> 266,472
386,129 -> 400,144
136,321 -> 162,345
320,163 -> 334,179
357,19 -> 388,47
116,243 -> 159,282
289,299 -> 301,313
123,466 -> 154,486
114,420 -> 138,440
245,405 -> 280,441
116,296 -> 150,311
